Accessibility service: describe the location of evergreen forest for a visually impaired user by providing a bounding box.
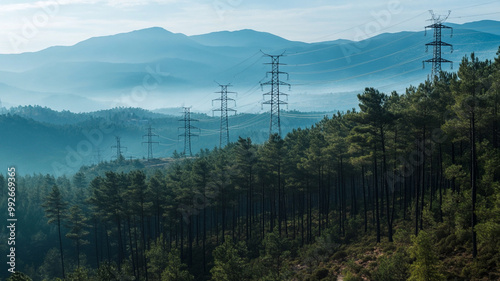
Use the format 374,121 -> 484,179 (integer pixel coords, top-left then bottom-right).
2,50 -> 500,281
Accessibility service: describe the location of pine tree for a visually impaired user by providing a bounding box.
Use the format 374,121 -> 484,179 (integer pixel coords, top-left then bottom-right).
324,113 -> 352,236
233,137 -> 257,241
65,205 -> 90,268
355,88 -> 394,242
346,110 -> 372,233
87,176 -> 105,266
408,231 -> 444,281
73,172 -> 87,190
98,171 -> 127,268
260,229 -> 291,279
284,128 -> 311,244
147,171 -> 167,238
191,156 -> 211,272
41,185 -> 68,278
161,249 -> 194,281
72,171 -> 88,205
0,174 -> 5,197
302,125 -> 327,237
125,170 -> 152,276
146,235 -> 169,281
449,53 -> 492,258
210,241 -> 248,281
207,150 -> 233,244
259,134 -> 285,235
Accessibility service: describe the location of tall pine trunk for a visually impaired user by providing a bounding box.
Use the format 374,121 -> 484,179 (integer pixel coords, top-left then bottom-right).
380,126 -> 393,242
57,213 -> 66,278
116,217 -> 124,270
127,217 -> 137,278
471,110 -> 478,258
420,129 -> 426,231
373,154 -> 381,243
94,218 -> 99,268
362,166 -> 368,232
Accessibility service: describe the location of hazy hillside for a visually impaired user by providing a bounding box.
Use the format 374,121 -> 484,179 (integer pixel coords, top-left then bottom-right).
0,21 -> 498,112
0,107 -> 330,175
447,20 -> 500,36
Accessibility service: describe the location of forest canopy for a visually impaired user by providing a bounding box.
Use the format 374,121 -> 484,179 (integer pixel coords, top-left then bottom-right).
2,50 -> 500,281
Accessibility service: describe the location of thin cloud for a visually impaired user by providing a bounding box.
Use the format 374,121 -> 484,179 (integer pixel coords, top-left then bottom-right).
0,0 -> 177,13
0,0 -> 98,13
105,0 -> 180,8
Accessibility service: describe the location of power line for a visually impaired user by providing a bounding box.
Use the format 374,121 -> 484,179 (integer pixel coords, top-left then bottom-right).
289,26 -> 491,73
452,0 -> 500,11
289,32 -> 425,68
286,2 -> 495,56
213,50 -> 262,79
260,51 -> 291,137
142,125 -> 159,161
289,38 -> 427,75
178,107 -> 199,157
229,114 -> 268,130
212,83 -> 237,148
293,53 -> 428,86
157,134 -> 178,142
231,53 -> 266,79
423,10 -> 454,78
287,11 -> 428,57
190,53 -> 263,111
449,11 -> 500,19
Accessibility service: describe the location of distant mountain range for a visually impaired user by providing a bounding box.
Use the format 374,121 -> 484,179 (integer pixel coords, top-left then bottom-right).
0,20 -> 499,113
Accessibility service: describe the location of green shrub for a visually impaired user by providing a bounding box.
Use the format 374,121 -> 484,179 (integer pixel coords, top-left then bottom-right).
331,250 -> 347,261
408,231 -> 445,281
313,267 -> 329,280
372,251 -> 409,281
6,272 -> 32,281
343,271 -> 363,281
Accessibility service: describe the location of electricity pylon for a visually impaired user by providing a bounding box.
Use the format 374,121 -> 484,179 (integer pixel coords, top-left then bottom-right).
142,125 -> 159,161
94,148 -> 102,164
212,83 -> 236,148
112,136 -> 127,161
260,51 -> 290,137
178,107 -> 199,157
423,10 -> 453,78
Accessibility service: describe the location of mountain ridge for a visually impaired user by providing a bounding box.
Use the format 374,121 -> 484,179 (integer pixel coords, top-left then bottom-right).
0,20 -> 498,112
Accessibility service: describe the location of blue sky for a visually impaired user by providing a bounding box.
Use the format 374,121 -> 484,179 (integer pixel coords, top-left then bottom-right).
0,0 -> 499,53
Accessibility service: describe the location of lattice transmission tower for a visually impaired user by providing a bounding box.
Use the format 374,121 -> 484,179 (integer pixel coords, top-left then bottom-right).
178,107 -> 199,157
260,52 -> 290,137
142,125 -> 159,161
111,136 -> 127,161
94,148 -> 102,164
212,83 -> 236,148
423,10 -> 453,78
